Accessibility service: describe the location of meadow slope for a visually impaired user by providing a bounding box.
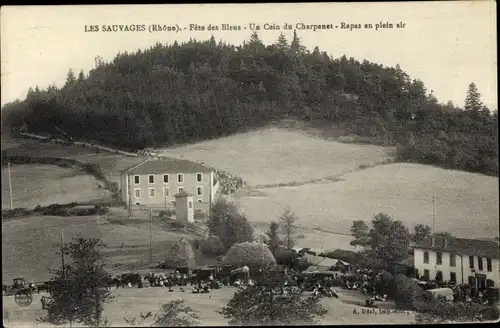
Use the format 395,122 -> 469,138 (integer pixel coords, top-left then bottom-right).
1,164 -> 109,209
1,209 -> 198,284
159,127 -> 394,187
237,163 -> 499,244
158,127 -> 499,250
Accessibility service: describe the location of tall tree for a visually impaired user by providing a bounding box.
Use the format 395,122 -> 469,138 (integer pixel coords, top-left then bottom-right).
275,33 -> 289,51
290,30 -> 306,55
464,82 -> 483,112
279,207 -> 297,249
219,264 -> 327,325
412,224 -> 432,243
38,237 -> 112,327
350,213 -> 411,269
77,70 -> 85,82
265,221 -> 282,255
65,69 -> 76,86
208,198 -> 254,251
350,220 -> 370,248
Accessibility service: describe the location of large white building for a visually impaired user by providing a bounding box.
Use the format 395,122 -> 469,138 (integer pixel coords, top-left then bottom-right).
414,236 -> 500,290
120,158 -> 219,210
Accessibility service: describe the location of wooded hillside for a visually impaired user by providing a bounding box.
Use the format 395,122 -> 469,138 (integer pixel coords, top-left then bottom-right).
2,31 -> 497,176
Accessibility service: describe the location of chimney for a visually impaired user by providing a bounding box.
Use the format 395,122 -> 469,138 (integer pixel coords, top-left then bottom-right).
444,238 -> 448,248
431,236 -> 435,247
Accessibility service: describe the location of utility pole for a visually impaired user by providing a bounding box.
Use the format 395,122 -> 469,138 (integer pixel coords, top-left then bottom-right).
8,162 -> 14,210
432,192 -> 436,234
109,173 -> 112,201
209,190 -> 212,219
60,229 -> 65,278
128,174 -> 132,219
149,208 -> 153,263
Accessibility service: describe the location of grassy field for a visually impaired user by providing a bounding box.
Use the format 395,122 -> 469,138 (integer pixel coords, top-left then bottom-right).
156,127 -> 499,251
1,164 -> 110,209
159,127 -> 394,187
1,136 -> 146,209
237,162 -> 499,250
2,137 -> 145,183
2,287 -> 415,327
1,208 -> 203,284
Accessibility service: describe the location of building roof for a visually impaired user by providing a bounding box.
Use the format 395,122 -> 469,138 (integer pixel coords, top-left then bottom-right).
125,158 -> 212,174
414,236 -> 500,259
395,255 -> 415,267
301,254 -> 339,267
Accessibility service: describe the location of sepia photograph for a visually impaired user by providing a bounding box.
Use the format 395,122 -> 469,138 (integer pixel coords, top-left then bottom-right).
1,2 -> 498,326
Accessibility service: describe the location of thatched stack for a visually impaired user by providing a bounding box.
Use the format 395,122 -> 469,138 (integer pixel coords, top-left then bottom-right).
222,241 -> 276,268
162,238 -> 195,269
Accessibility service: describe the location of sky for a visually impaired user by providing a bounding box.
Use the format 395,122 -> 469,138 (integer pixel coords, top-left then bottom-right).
1,2 -> 497,110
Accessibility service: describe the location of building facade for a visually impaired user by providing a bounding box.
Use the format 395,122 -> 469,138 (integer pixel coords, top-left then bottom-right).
414,236 -> 500,290
120,158 -> 219,210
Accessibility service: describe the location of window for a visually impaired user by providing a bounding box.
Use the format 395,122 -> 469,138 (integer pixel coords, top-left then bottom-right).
189,201 -> 193,209
178,187 -> 184,193
149,175 -> 155,184
134,175 -> 140,184
163,187 -> 169,197
436,271 -> 443,282
450,254 -> 456,267
134,188 -> 141,198
423,251 -> 429,264
478,257 -> 483,271
197,186 -> 203,196
469,256 -> 474,269
468,276 -> 475,286
163,174 -> 169,183
148,188 -> 155,198
450,272 -> 456,283
177,174 -> 184,183
197,199 -> 203,203
436,252 -> 442,265
171,200 -> 175,206
487,258 -> 492,272
423,269 -> 430,281
197,173 -> 203,182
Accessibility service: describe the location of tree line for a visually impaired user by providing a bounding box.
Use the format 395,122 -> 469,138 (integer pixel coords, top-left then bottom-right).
1,31 -> 497,176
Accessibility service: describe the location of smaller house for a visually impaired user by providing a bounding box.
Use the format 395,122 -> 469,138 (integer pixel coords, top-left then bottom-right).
413,236 -> 500,290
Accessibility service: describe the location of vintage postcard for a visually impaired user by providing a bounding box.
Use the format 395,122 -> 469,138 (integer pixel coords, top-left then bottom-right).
1,2 -> 498,326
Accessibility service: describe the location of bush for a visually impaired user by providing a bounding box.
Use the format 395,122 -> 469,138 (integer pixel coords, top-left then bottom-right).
192,239 -> 201,250
375,270 -> 395,297
171,221 -> 185,229
394,274 -> 432,310
415,298 -> 499,323
194,209 -> 207,221
95,205 -> 109,215
200,235 -> 225,256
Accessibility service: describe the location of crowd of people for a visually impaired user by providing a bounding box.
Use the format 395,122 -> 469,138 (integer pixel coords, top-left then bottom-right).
417,279 -> 496,306
214,169 -> 244,195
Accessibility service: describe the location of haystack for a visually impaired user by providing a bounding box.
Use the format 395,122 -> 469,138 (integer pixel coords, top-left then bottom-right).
222,241 -> 276,269
162,238 -> 195,269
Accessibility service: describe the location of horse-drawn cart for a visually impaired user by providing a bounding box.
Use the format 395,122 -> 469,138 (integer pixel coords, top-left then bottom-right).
2,277 -> 35,296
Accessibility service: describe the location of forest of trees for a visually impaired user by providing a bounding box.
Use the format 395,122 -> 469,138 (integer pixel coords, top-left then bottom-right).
1,31 -> 497,176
